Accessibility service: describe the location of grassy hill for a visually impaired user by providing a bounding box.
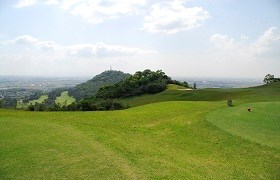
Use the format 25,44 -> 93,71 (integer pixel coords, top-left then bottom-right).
68,70 -> 130,100
1,82 -> 279,178
123,82 -> 280,107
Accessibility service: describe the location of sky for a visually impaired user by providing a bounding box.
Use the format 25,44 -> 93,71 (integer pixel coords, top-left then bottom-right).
0,0 -> 279,78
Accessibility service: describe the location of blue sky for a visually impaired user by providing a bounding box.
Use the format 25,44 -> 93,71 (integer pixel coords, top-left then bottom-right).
0,0 -> 279,78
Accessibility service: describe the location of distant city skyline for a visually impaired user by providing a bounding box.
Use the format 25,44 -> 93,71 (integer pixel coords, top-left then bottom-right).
0,0 -> 280,78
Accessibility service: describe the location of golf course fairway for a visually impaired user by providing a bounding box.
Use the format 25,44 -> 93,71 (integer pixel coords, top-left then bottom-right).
1,82 -> 279,179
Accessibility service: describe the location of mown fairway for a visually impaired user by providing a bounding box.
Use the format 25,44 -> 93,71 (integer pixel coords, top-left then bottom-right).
207,102 -> 280,149
55,91 -> 76,105
1,82 -> 280,179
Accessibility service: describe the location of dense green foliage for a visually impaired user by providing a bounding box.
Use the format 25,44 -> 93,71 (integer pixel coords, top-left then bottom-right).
74,99 -> 128,111
1,81 -> 279,178
96,69 -> 189,99
0,97 -> 17,108
263,74 -> 280,84
22,91 -> 43,103
27,98 -> 127,112
69,70 -> 130,100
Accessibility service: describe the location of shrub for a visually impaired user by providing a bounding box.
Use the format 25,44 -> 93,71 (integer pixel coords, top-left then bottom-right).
227,100 -> 233,107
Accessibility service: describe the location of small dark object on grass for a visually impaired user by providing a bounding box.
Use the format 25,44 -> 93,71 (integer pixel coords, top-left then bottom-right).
247,108 -> 252,112
227,100 -> 233,107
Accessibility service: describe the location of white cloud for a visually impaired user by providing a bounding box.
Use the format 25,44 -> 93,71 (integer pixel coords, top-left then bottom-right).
241,35 -> 249,41
4,35 -> 157,58
14,0 -> 211,32
14,0 -> 37,8
210,34 -> 236,49
0,35 -> 159,76
69,0 -> 146,24
210,27 -> 280,57
142,0 -> 210,34
67,42 -> 157,58
9,35 -> 61,53
251,27 -> 280,56
15,0 -> 147,24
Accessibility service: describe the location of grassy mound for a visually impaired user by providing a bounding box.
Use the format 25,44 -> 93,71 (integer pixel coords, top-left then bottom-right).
207,102 -> 280,149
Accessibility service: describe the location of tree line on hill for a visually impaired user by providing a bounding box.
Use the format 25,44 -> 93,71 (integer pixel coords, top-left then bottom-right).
0,97 -> 17,109
25,69 -> 189,111
27,99 -> 128,111
263,74 -> 280,84
96,69 -> 189,99
2,72 -> 279,111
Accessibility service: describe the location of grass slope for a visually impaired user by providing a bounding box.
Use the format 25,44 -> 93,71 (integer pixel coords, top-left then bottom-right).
207,102 -> 280,149
123,82 -> 280,107
1,82 -> 280,179
55,91 -> 75,105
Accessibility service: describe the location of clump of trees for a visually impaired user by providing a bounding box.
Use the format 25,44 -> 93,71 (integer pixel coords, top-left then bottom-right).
96,69 -> 189,99
263,74 -> 280,84
0,98 -> 17,109
22,91 -> 43,103
27,99 -> 128,111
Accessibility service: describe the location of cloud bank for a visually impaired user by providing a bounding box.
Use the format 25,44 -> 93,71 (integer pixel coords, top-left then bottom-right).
15,0 -> 147,24
4,35 -> 157,58
0,35 -> 159,76
210,27 -> 280,57
14,0 -> 210,34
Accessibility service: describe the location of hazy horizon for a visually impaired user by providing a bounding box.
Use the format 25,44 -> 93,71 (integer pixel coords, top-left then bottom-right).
0,0 -> 279,78
0,73 -> 265,81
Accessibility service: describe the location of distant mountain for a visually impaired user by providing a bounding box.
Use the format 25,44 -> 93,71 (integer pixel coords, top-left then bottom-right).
68,70 -> 130,100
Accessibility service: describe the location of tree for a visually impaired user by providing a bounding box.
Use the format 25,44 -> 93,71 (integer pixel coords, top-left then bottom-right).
263,74 -> 280,84
28,104 -> 35,111
263,74 -> 274,84
193,83 -> 197,90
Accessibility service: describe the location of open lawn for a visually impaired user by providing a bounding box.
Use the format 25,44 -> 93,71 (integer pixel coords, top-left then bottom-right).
207,102 -> 280,149
55,91 -> 76,105
1,82 -> 280,179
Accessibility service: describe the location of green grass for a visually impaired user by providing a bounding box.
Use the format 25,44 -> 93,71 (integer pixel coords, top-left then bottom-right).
207,102 -> 280,149
1,82 -> 280,179
17,95 -> 48,109
29,95 -> 48,104
123,82 -> 280,107
55,91 -> 76,105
